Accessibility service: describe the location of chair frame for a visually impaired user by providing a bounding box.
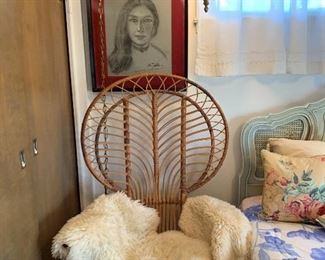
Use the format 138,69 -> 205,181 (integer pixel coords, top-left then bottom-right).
81,74 -> 229,231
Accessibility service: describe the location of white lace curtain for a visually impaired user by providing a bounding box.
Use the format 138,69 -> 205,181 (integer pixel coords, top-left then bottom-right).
195,0 -> 325,76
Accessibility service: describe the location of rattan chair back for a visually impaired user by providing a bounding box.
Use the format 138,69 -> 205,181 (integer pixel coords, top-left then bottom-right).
81,74 -> 228,231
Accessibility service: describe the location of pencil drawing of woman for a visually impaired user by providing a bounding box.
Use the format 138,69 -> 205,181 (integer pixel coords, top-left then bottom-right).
108,0 -> 170,74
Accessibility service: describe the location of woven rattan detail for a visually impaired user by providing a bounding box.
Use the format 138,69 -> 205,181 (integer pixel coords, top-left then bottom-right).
254,120 -> 304,178
238,98 -> 325,205
81,74 -> 228,231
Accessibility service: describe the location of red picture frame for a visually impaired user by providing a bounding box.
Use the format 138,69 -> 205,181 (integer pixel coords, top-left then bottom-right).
89,0 -> 187,91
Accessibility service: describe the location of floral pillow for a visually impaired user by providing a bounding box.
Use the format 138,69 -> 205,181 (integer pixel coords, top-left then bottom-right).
261,150 -> 325,223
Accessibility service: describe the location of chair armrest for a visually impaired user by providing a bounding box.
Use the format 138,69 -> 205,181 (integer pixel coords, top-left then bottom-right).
179,195 -> 252,260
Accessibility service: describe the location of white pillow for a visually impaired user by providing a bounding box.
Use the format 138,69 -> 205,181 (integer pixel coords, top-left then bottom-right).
267,138 -> 325,157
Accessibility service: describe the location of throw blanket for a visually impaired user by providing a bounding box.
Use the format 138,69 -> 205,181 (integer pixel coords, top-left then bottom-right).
180,195 -> 252,260
52,193 -> 251,260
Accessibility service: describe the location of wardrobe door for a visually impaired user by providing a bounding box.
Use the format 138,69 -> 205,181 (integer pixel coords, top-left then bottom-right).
23,1 -> 80,259
0,3 -> 41,260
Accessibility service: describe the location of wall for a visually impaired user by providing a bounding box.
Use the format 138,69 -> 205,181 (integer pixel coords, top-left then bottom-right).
66,0 -> 325,208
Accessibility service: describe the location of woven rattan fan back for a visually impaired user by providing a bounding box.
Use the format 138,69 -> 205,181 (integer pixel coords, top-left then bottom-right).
81,74 -> 228,231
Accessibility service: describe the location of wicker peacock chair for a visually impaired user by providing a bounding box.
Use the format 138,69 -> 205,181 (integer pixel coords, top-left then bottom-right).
52,74 -> 255,260
80,73 -> 228,232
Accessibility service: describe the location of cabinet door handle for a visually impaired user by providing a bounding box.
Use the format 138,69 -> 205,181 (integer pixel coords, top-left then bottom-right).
32,138 -> 38,156
19,150 -> 27,169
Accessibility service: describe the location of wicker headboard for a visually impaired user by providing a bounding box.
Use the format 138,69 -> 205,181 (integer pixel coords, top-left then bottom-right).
238,98 -> 325,205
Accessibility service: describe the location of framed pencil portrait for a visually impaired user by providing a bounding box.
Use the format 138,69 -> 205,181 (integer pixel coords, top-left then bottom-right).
89,0 -> 187,91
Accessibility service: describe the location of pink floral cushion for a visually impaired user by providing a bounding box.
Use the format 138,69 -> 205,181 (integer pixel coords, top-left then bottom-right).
261,150 -> 325,223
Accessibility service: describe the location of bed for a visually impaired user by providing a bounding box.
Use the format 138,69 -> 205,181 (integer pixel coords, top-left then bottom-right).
238,98 -> 325,260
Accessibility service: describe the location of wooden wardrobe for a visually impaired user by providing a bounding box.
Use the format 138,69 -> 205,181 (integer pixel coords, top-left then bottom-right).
0,1 -> 80,259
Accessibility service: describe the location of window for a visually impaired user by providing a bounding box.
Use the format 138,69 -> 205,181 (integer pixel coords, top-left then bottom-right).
217,0 -> 325,12
196,0 -> 325,76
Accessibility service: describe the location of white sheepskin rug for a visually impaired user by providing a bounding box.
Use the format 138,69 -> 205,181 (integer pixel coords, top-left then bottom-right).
52,193 -> 251,260
179,195 -> 252,260
52,192 -> 159,260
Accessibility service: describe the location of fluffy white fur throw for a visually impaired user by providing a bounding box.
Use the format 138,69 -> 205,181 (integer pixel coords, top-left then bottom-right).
52,192 -> 159,259
179,195 -> 252,260
52,193 -> 251,260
